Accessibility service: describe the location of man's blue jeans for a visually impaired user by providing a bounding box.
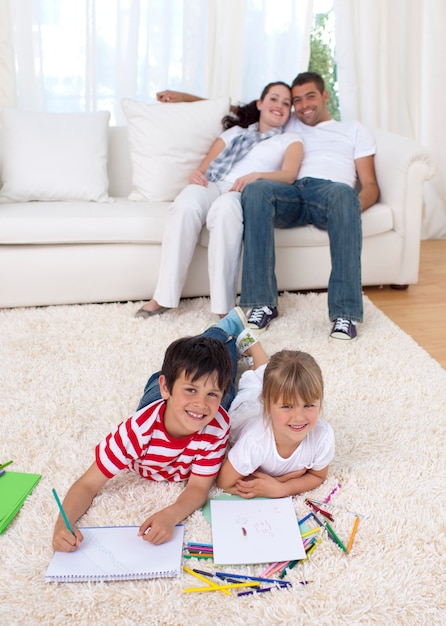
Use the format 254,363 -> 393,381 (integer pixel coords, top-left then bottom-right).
136,327 -> 238,412
239,177 -> 363,322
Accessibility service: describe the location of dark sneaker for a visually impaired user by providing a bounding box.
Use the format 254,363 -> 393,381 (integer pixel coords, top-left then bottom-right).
330,318 -> 357,340
247,306 -> 278,331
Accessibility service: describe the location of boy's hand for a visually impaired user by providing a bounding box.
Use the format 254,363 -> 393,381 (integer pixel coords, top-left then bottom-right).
138,507 -> 177,545
156,90 -> 201,103
50,462 -> 109,552
52,519 -> 83,552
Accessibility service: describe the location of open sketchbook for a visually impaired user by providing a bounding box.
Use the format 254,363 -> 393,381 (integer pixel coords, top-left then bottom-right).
45,524 -> 184,582
210,497 -> 305,565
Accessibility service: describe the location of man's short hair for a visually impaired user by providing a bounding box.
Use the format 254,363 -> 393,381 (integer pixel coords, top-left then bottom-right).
291,72 -> 325,94
161,335 -> 232,396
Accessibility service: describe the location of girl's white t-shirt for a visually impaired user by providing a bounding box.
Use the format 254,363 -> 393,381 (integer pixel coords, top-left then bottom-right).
218,125 -> 302,185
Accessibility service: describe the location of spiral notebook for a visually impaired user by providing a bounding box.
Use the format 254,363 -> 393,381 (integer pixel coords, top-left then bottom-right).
45,524 -> 184,582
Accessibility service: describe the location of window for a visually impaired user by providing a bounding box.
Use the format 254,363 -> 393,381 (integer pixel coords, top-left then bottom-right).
310,0 -> 339,119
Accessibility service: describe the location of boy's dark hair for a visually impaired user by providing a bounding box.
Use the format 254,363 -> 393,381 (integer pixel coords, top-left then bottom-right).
291,72 -> 325,94
161,335 -> 232,396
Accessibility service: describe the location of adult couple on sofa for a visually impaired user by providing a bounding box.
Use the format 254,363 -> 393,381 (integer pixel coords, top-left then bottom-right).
137,71 -> 380,342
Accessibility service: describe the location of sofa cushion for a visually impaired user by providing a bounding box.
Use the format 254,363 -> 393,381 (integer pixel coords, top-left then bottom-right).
0,109 -> 110,202
0,199 -> 393,248
122,97 -> 230,202
0,200 -> 169,245
199,202 -> 393,247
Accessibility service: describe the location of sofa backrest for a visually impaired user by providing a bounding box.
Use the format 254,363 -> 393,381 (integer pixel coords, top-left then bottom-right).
0,129 -> 3,186
107,126 -> 133,198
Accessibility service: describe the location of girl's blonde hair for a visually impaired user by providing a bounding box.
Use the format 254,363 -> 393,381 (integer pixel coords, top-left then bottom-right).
262,350 -> 324,414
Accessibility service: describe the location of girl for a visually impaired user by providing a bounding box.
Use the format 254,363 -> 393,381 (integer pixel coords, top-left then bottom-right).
136,82 -> 303,318
217,329 -> 335,497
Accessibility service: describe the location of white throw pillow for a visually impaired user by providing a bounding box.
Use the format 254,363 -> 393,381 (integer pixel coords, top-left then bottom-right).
122,97 -> 230,202
0,108 -> 110,202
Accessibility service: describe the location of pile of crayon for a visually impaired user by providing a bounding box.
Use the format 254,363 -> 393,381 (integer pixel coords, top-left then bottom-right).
304,498 -> 360,555
183,565 -> 305,596
184,541 -> 214,560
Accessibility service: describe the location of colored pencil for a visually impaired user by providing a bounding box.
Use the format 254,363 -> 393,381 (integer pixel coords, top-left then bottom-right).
301,527 -> 321,539
302,538 -> 322,560
238,583 -> 295,597
346,516 -> 360,553
215,571 -> 291,586
305,499 -> 335,521
183,554 -> 213,560
183,566 -> 230,595
324,521 -> 348,553
184,581 -> 260,593
51,488 -> 75,535
298,512 -> 314,525
323,483 -> 341,503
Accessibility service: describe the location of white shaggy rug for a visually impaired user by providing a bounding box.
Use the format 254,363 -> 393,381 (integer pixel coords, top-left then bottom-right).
0,292 -> 445,626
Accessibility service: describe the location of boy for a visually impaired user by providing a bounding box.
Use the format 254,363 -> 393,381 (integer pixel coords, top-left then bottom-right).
52,328 -> 236,551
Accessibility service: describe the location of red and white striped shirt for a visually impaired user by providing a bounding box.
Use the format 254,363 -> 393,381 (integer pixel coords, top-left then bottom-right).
96,400 -> 230,482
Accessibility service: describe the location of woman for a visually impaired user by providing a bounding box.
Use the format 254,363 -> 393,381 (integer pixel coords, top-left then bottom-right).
136,82 -> 303,318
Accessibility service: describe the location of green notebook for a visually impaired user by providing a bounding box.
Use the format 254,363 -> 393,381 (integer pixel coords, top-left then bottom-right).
0,471 -> 41,534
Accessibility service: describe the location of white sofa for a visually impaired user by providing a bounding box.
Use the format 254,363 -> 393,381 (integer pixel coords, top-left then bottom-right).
0,102 -> 435,309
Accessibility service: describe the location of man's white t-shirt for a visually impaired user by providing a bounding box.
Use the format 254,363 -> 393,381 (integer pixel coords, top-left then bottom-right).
285,117 -> 376,187
218,125 -> 302,186
228,364 -> 335,477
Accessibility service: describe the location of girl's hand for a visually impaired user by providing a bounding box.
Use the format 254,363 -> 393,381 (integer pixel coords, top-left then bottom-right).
229,173 -> 260,192
234,471 -> 286,499
188,170 -> 208,186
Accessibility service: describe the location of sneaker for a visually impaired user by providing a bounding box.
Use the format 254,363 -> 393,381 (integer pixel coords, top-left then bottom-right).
236,327 -> 260,356
207,306 -> 248,337
330,318 -> 357,340
247,306 -> 278,331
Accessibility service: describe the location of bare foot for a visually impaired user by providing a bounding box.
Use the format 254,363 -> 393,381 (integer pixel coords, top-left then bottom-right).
140,299 -> 163,313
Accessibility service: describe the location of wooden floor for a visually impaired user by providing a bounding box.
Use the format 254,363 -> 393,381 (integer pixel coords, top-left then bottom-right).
364,239 -> 446,369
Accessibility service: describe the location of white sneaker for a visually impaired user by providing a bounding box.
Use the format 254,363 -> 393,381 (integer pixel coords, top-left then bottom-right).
236,327 -> 260,356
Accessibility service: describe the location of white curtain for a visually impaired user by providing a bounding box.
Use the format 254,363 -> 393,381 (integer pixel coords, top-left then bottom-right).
0,0 -> 313,124
335,0 -> 446,239
0,0 -> 16,106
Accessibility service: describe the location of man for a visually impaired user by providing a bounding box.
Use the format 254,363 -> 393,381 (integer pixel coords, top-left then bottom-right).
239,72 -> 379,340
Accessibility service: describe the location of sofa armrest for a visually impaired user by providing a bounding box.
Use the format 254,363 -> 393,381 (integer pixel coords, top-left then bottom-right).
372,128 -> 435,284
373,128 -> 435,235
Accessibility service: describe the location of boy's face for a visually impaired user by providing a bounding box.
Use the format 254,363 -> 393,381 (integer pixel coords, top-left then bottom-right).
159,370 -> 224,438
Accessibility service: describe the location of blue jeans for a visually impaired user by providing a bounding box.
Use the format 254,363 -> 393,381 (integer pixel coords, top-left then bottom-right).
136,327 -> 238,412
239,177 -> 363,322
